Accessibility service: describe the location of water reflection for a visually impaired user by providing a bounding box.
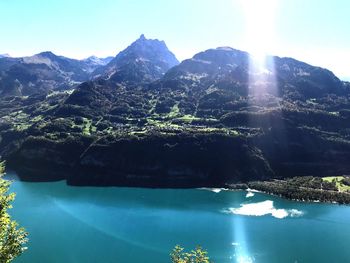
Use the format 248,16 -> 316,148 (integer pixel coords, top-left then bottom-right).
8,177 -> 350,263
232,214 -> 254,262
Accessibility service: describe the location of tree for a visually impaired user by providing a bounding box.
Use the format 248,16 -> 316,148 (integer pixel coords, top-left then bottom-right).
0,162 -> 28,262
170,245 -> 210,263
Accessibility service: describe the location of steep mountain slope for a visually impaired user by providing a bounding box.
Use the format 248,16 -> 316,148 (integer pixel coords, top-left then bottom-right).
0,56 -> 21,71
63,35 -> 180,114
63,47 -> 347,120
1,42 -> 350,187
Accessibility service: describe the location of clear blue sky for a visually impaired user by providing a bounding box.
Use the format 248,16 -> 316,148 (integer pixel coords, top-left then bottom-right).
0,0 -> 349,80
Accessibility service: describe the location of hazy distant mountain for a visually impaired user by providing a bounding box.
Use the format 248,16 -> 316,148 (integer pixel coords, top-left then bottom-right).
0,52 -> 108,96
0,54 -> 11,58
83,56 -> 114,72
84,56 -> 113,65
92,34 -> 179,83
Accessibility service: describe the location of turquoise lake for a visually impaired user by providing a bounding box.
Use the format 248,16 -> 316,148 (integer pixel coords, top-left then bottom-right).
8,175 -> 350,263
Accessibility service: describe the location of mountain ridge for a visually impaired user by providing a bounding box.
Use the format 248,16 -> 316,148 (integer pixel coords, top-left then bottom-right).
0,54 -> 11,58
1,37 -> 350,188
0,35 -> 179,96
0,51 -> 98,96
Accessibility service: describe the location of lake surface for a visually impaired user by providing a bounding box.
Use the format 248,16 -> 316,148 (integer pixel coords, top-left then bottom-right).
8,175 -> 350,263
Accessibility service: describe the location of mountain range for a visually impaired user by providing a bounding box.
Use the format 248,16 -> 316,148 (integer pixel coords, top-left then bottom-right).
1,35 -> 350,187
0,54 -> 11,58
0,51 -> 111,96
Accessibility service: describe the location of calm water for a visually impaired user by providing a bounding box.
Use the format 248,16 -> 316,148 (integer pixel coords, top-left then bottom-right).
8,175 -> 350,263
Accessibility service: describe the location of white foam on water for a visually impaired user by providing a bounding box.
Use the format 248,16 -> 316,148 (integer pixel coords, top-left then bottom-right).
271,208 -> 289,219
199,187 -> 228,193
223,200 -> 304,219
245,191 -> 255,198
289,209 -> 304,217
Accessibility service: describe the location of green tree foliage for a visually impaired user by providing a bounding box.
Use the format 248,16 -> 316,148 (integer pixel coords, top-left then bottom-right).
248,176 -> 350,204
0,162 -> 28,263
170,245 -> 210,263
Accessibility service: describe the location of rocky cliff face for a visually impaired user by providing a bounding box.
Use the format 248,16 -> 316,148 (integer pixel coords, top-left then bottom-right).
1,38 -> 350,187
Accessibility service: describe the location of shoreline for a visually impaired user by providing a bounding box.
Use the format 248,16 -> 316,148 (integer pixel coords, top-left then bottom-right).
227,179 -> 350,205
5,169 -> 350,205
201,186 -> 343,205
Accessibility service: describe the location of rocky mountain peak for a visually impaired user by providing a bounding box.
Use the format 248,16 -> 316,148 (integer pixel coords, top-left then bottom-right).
138,34 -> 146,41
92,35 -> 179,83
36,51 -> 58,59
116,34 -> 178,67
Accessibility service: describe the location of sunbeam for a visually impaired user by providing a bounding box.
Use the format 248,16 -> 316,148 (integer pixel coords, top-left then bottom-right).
230,4 -> 281,261
232,216 -> 254,263
240,0 -> 280,103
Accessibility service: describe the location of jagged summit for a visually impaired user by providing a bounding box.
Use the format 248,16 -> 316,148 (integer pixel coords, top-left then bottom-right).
139,34 -> 146,40
115,34 -> 178,67
92,35 -> 179,82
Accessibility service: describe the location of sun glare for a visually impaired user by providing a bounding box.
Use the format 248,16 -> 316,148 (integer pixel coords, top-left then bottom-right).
241,0 -> 278,59
239,0 -> 280,99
